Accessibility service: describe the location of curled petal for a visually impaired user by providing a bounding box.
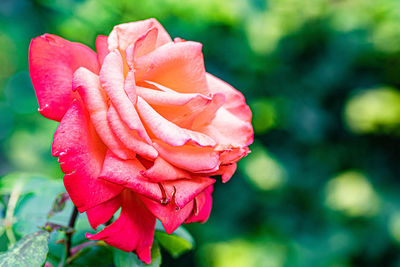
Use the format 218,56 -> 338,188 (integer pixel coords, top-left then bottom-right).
86,196 -> 121,230
95,35 -> 109,66
185,186 -> 213,223
99,151 -> 164,202
153,141 -> 220,173
135,41 -> 209,95
137,97 -> 216,147
108,18 -> 172,51
52,100 -> 122,212
206,73 -> 252,123
140,157 -> 191,182
140,196 -> 194,235
107,105 -> 158,160
73,67 -> 134,159
100,51 -> 151,142
87,190 -> 156,264
29,34 -> 99,121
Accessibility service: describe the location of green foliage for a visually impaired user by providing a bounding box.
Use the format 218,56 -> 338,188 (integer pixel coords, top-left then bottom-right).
113,242 -> 161,267
1,0 -> 400,266
0,231 -> 49,266
155,224 -> 194,258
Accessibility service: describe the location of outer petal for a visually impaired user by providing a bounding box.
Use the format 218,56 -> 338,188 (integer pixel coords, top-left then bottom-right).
202,107 -> 254,149
87,190 -> 156,264
166,177 -> 215,208
140,197 -> 194,235
29,34 -> 99,121
96,35 -> 109,65
135,41 -> 209,95
108,18 -> 172,51
153,141 -> 220,173
137,97 -> 216,147
73,67 -> 134,160
209,163 -> 237,183
206,73 -> 252,123
86,196 -> 121,230
185,185 -> 213,223
52,100 -> 123,212
99,151 -> 164,202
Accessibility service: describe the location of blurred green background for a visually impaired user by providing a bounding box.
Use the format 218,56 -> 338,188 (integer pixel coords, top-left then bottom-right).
1,0 -> 400,266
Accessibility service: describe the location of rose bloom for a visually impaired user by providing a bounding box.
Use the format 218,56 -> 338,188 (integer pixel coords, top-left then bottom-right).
29,18 -> 253,263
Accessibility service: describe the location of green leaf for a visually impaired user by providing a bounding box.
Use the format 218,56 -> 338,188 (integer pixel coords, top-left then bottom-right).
155,223 -> 194,258
113,242 -> 161,267
47,192 -> 69,219
0,231 -> 49,266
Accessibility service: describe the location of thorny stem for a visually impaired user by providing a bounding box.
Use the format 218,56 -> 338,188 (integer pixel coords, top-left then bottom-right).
59,206 -> 79,267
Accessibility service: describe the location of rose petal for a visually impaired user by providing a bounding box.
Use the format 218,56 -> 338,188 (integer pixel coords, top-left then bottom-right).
185,185 -> 213,223
135,41 -> 209,95
209,163 -> 237,183
73,67 -> 134,159
52,100 -> 123,212
87,190 -> 156,264
140,157 -> 191,182
153,141 -> 220,173
140,197 -> 194,235
99,150 -> 164,202
136,85 -> 212,128
29,34 -> 99,121
137,96 -> 216,147
206,73 -> 252,123
164,177 -> 215,208
107,105 -> 158,160
95,35 -> 108,66
202,107 -> 254,149
100,51 -> 151,143
86,195 -> 121,230
108,18 -> 172,51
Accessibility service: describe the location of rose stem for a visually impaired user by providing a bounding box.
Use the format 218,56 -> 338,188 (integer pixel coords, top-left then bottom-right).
59,205 -> 79,266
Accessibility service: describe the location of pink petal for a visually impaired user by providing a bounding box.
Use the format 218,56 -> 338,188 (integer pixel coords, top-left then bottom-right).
133,27 -> 159,59
87,190 -> 156,264
192,93 -> 226,129
137,96 -> 216,147
140,196 -> 194,235
136,85 -> 212,128
52,100 -> 123,212
86,195 -> 121,230
164,177 -> 215,208
210,163 -> 237,183
140,157 -> 191,182
108,18 -> 172,51
124,70 -> 137,105
29,34 -> 99,121
100,51 -> 151,142
73,67 -> 134,160
99,151 -> 165,202
219,147 -> 250,165
185,185 -> 213,223
206,73 -> 252,123
135,41 -> 209,95
202,107 -> 254,149
107,105 -> 158,160
153,141 -> 220,173
95,35 -> 108,66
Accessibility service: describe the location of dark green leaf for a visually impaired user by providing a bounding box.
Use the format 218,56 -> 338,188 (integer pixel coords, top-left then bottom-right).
155,223 -> 194,258
113,242 -> 161,267
0,231 -> 49,266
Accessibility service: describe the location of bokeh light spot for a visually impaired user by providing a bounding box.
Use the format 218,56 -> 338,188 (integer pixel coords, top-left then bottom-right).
325,170 -> 379,217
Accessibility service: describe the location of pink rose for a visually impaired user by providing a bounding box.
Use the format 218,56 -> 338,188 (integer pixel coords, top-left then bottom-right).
29,18 -> 253,263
